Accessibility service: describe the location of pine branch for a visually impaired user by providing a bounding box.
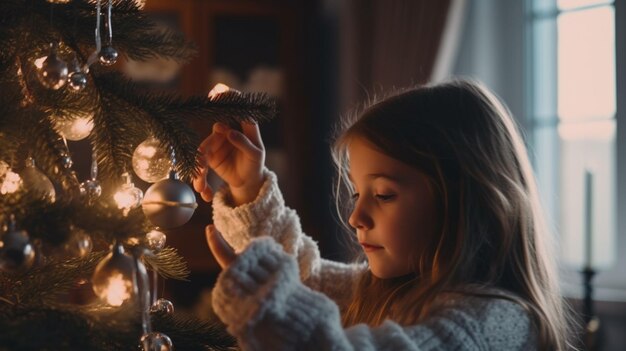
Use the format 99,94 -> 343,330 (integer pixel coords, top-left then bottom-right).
0,0 -> 197,65
0,303 -> 141,350
73,204 -> 151,242
144,247 -> 190,281
0,302 -> 237,351
153,310 -> 237,351
0,251 -> 107,305
93,72 -> 277,180
90,91 -> 138,180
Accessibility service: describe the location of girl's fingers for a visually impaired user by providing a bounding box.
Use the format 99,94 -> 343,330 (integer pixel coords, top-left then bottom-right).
204,132 -> 228,156
207,142 -> 235,170
200,185 -> 214,202
206,225 -> 236,268
198,123 -> 228,153
241,121 -> 264,149
227,129 -> 263,161
192,166 -> 207,193
193,167 -> 215,202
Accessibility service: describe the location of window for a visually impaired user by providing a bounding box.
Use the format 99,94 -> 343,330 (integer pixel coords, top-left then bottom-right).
527,0 -> 625,299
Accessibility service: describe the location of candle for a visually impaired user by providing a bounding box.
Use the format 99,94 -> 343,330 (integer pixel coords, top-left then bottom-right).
584,170 -> 593,269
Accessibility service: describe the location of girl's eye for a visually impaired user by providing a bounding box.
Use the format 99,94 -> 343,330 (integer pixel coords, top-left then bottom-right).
375,194 -> 396,201
350,193 -> 360,201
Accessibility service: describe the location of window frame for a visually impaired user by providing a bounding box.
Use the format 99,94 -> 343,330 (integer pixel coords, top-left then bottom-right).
525,0 -> 626,301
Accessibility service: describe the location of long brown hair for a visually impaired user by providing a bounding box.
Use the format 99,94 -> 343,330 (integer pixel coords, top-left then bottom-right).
331,79 -> 569,350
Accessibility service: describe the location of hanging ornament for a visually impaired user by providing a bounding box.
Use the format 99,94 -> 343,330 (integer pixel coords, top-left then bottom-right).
142,171 -> 197,229
37,42 -> 68,90
150,298 -> 174,315
64,227 -> 93,258
0,219 -> 35,272
0,161 -> 22,195
114,172 -> 144,216
132,137 -> 173,183
60,153 -> 73,169
80,150 -> 102,204
68,54 -> 88,91
92,242 -> 138,306
140,332 -> 173,351
99,46 -> 118,66
52,112 -> 94,141
98,0 -> 118,66
21,157 -> 56,202
145,228 -> 166,253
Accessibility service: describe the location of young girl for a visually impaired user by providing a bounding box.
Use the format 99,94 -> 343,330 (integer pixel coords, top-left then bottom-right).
193,79 -> 569,350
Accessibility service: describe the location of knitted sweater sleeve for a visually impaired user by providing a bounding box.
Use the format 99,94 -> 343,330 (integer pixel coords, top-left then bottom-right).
212,168 -> 365,307
212,238 -> 538,351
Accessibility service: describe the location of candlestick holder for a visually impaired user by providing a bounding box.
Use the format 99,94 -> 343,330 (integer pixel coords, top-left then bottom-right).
581,266 -> 601,351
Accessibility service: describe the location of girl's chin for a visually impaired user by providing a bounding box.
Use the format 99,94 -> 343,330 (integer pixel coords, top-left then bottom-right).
369,265 -> 413,279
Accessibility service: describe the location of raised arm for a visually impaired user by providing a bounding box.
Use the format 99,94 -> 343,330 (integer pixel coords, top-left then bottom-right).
194,121 -> 364,305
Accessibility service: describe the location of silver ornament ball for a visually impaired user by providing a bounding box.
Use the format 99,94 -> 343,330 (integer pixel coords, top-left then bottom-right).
145,229 -> 166,252
61,154 -> 73,169
38,51 -> 68,90
0,228 -> 35,272
21,158 -> 56,202
142,172 -> 197,229
99,46 -> 118,66
150,298 -> 174,315
140,332 -> 173,351
80,179 -> 102,204
68,71 -> 88,91
64,228 -> 93,258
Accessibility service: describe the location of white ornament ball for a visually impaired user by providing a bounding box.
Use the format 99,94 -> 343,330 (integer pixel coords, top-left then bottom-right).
52,113 -> 94,141
132,138 -> 173,183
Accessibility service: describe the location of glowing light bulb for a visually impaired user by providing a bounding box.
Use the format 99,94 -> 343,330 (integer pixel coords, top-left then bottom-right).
92,243 -> 137,307
113,172 -> 143,216
52,113 -> 94,141
103,273 -> 133,306
33,56 -> 47,69
1,171 -> 22,194
208,83 -> 231,99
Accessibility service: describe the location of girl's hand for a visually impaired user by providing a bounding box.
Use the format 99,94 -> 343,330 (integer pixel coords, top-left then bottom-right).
206,224 -> 236,269
193,120 -> 265,206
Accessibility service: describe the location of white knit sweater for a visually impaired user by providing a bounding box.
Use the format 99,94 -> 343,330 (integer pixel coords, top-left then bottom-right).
211,169 -> 537,350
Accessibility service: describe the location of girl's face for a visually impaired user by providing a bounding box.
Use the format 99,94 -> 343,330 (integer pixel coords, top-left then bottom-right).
347,137 -> 440,279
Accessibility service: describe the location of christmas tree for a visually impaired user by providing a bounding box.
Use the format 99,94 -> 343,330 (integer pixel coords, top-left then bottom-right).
0,0 -> 276,349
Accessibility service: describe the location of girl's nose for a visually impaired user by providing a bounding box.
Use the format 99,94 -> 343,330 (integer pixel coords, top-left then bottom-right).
348,201 -> 373,230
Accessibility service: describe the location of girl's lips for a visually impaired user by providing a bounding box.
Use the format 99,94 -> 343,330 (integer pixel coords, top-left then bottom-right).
360,242 -> 383,252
